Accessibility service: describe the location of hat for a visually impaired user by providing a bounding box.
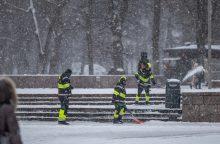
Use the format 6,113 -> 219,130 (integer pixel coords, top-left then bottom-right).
65,69 -> 72,74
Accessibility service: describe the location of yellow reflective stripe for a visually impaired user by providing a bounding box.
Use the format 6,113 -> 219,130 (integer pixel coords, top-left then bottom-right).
58,109 -> 66,121
119,93 -> 126,99
145,94 -> 150,102
114,90 -> 126,99
135,95 -> 140,102
63,83 -> 70,88
119,108 -> 125,115
114,110 -> 119,118
150,74 -> 154,78
58,83 -> 63,88
113,90 -> 119,96
148,63 -> 151,68
138,75 -> 149,82
58,83 -> 70,89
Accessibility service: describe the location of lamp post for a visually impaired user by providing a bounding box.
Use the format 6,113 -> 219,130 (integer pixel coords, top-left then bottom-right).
208,0 -> 212,89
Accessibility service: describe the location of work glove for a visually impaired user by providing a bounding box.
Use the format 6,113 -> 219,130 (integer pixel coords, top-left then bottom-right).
135,73 -> 139,80
151,78 -> 156,86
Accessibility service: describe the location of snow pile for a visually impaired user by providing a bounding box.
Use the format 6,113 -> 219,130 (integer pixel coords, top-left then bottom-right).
84,64 -> 107,75
167,79 -> 181,83
71,63 -> 107,75
182,66 -> 205,83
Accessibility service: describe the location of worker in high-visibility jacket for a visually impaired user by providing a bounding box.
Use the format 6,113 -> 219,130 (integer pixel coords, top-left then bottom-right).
135,56 -> 156,105
112,76 -> 127,124
57,69 -> 73,125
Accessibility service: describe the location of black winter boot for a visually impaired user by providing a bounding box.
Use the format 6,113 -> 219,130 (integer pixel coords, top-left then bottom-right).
118,116 -> 123,124
113,118 -> 119,124
58,121 -> 70,125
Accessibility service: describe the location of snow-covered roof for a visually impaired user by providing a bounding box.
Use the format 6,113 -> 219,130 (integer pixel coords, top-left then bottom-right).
163,57 -> 181,61
167,79 -> 181,83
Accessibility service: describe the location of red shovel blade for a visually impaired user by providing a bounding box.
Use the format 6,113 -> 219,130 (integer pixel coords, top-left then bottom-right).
132,118 -> 144,124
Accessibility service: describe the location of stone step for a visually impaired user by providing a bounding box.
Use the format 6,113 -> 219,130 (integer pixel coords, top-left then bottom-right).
16,106 -> 182,114
17,94 -> 166,98
16,111 -> 181,117
17,101 -> 165,105
16,91 -> 182,122
18,97 -> 165,101
17,116 -> 181,122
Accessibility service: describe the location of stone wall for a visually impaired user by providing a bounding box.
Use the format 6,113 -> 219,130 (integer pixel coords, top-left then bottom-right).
212,80 -> 220,88
0,75 -> 165,88
182,92 -> 220,122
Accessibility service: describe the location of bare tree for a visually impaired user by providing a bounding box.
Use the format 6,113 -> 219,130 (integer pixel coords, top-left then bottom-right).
180,0 -> 208,65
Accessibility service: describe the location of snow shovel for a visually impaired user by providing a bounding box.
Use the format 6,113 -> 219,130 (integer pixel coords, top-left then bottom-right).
127,110 -> 144,124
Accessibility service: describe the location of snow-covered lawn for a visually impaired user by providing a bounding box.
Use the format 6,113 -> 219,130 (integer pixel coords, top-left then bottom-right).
20,121 -> 220,144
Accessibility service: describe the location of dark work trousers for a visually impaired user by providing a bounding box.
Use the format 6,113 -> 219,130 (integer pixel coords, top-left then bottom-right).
58,95 -> 69,115
135,84 -> 150,103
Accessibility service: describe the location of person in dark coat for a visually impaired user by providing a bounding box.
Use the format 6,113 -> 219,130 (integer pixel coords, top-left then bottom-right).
57,69 -> 73,125
0,77 -> 23,144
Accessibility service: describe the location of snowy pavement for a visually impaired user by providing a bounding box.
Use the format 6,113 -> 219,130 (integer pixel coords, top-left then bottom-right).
20,121 -> 220,144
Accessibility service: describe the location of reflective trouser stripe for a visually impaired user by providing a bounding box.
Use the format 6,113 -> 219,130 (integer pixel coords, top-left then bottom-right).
114,110 -> 119,118
119,108 -> 125,115
114,108 -> 125,119
145,93 -> 150,102
135,94 -> 140,102
58,109 -> 66,121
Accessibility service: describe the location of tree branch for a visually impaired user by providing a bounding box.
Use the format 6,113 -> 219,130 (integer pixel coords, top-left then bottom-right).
0,37 -> 15,42
4,0 -> 30,12
181,0 -> 197,24
29,0 -> 44,55
3,0 -> 43,55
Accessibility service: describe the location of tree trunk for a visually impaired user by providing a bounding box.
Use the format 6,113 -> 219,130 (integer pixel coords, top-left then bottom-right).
1,22 -> 12,74
152,0 -> 161,75
37,0 -> 68,74
196,0 -> 208,66
86,0 -> 94,75
49,2 -> 67,74
109,0 -> 128,74
49,34 -> 63,74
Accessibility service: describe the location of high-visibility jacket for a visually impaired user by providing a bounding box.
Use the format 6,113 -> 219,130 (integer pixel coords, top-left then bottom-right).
135,70 -> 154,85
57,73 -> 72,95
112,84 -> 126,103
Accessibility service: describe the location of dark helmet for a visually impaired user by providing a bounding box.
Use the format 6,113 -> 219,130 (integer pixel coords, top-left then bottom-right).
65,69 -> 72,75
141,52 -> 148,59
118,76 -> 127,86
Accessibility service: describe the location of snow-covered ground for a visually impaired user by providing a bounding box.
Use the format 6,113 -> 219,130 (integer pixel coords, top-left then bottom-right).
20,121 -> 220,144
18,86 -> 220,144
